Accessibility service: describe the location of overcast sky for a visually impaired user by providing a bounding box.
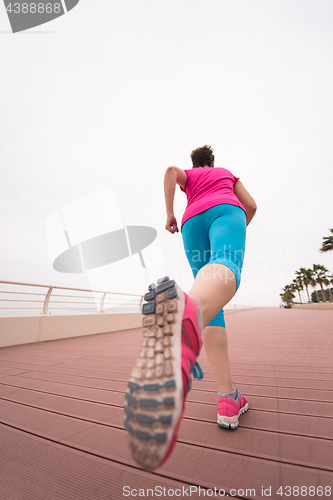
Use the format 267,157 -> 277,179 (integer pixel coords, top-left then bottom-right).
0,0 -> 332,308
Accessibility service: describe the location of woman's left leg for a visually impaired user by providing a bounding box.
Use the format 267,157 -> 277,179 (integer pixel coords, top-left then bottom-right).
186,205 -> 248,429
203,326 -> 234,395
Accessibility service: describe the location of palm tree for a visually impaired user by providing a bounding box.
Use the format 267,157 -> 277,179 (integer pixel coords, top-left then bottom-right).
312,264 -> 331,302
310,272 -> 319,302
320,228 -> 333,253
291,278 -> 303,303
280,285 -> 295,307
297,267 -> 313,303
328,270 -> 333,302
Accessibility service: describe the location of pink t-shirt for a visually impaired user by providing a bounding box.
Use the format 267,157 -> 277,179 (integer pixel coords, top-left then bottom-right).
180,167 -> 246,228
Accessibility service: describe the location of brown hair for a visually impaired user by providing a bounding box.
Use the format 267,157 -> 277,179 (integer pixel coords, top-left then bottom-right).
190,144 -> 214,168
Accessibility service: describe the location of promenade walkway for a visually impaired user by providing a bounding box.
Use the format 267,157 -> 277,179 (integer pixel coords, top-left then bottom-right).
0,308 -> 332,499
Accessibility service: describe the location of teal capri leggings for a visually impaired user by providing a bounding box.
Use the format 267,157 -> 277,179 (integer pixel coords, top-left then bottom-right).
181,204 -> 246,328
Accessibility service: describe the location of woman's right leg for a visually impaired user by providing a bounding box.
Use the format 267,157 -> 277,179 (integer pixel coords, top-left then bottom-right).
187,262 -> 237,328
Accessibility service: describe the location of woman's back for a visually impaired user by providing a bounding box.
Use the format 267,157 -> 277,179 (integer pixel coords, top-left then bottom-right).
180,167 -> 246,228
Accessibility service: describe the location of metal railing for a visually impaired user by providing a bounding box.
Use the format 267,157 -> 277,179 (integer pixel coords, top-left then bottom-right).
0,280 -> 143,316
224,303 -> 254,310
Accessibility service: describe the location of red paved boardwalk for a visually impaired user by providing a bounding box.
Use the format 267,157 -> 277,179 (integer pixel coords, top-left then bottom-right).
0,308 -> 333,500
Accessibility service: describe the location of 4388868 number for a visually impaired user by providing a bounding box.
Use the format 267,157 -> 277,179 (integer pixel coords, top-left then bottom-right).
6,3 -> 62,14
277,486 -> 332,496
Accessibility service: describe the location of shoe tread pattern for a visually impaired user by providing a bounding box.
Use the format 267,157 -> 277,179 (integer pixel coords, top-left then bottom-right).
124,277 -> 181,470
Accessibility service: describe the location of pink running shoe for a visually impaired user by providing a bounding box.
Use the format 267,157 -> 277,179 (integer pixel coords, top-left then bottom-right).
217,387 -> 249,429
124,276 -> 203,470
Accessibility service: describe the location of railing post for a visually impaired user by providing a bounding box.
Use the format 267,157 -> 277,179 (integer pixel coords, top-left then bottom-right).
43,287 -> 53,314
100,292 -> 107,313
0,280 -> 142,315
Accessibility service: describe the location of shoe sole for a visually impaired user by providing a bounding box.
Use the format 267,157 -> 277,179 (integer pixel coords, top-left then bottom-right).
124,277 -> 185,470
217,402 -> 249,430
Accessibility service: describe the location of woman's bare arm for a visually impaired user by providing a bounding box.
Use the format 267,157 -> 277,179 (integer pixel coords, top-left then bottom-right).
164,166 -> 187,233
234,180 -> 257,226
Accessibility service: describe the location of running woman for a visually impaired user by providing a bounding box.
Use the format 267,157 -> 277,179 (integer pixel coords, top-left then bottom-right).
124,145 -> 257,470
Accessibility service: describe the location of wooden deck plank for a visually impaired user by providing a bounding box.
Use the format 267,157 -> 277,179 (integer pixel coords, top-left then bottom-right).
2,354 -> 333,373
2,383 -> 333,441
2,419 -> 333,500
2,373 -> 332,421
0,371 -> 127,391
2,368 -> 333,400
1,396 -> 332,473
1,425 -> 200,500
2,359 -> 333,384
198,376 -> 333,390
3,355 -> 332,369
2,359 -> 333,391
0,373 -> 123,404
